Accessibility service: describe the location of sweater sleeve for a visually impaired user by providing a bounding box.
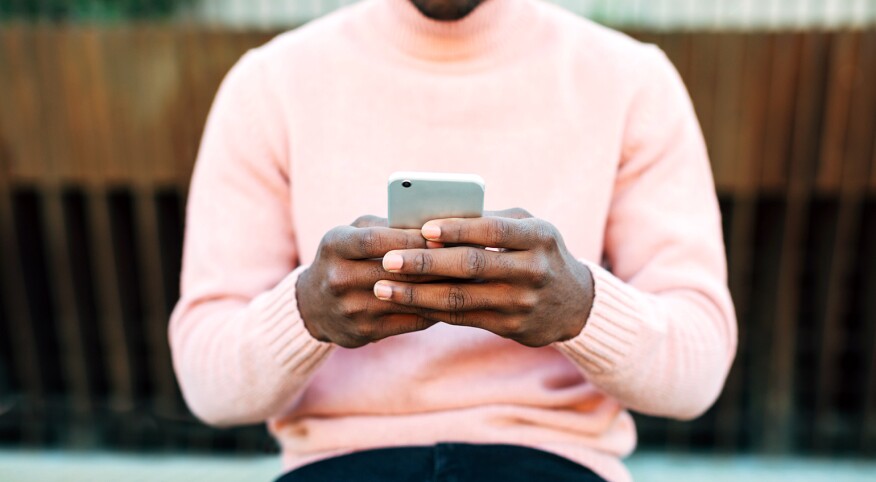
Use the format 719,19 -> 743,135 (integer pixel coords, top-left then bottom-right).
169,50 -> 334,427
553,46 -> 737,420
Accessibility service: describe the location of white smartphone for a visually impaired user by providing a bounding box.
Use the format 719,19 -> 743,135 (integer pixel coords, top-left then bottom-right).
388,171 -> 485,229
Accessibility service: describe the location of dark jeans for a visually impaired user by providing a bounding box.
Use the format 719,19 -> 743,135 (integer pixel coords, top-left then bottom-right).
276,443 -> 607,482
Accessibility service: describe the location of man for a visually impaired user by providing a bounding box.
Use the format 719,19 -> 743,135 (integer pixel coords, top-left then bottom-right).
169,0 -> 737,480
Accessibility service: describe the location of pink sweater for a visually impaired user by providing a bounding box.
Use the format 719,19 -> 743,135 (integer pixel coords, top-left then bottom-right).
169,1 -> 737,480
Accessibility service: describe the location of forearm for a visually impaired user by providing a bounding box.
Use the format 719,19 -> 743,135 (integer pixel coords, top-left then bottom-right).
554,261 -> 736,420
170,266 -> 334,426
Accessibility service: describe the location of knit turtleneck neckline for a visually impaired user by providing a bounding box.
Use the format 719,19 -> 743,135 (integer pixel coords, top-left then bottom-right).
361,0 -> 533,63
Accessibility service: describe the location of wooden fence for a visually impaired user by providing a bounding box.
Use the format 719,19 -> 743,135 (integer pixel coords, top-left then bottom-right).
0,25 -> 874,456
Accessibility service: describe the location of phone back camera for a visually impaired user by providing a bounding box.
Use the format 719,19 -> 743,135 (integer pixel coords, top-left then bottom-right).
402,181 -> 412,188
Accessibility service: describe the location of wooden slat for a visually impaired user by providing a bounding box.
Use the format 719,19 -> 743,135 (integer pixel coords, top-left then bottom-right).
687,33 -> 719,168
79,28 -> 115,188
710,33 -> 745,192
846,31 -> 876,456
752,36 -> 801,452
0,191 -> 44,445
739,33 -> 774,453
133,190 -> 179,417
86,188 -> 136,435
814,32 -> 854,195
39,190 -> 94,436
713,32 -> 768,452
0,26 -> 45,183
760,34 -> 800,193
121,27 -> 183,443
864,200 -> 876,454
865,34 -> 876,458
38,27 -> 96,443
813,31 -> 868,452
0,25 -> 47,445
764,32 -> 830,454
78,29 -> 137,428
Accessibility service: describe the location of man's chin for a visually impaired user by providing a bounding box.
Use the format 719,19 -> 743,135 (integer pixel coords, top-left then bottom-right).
410,0 -> 484,21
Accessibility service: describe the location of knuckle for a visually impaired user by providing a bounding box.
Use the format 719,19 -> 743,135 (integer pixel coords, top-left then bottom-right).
353,321 -> 377,341
351,215 -> 371,228
320,227 -> 345,254
533,221 -> 558,248
325,268 -> 350,296
462,249 -> 488,277
413,252 -> 434,274
447,310 -> 466,326
445,285 -> 468,311
513,292 -> 539,313
338,298 -> 364,318
452,222 -> 469,244
488,218 -> 511,247
528,258 -> 552,288
358,228 -> 379,253
404,232 -> 426,249
417,316 -> 434,331
368,263 -> 385,281
352,215 -> 386,228
501,317 -> 525,337
501,207 -> 533,219
403,285 -> 416,305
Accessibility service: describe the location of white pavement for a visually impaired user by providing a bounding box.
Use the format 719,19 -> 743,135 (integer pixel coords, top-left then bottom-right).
1,450 -> 874,481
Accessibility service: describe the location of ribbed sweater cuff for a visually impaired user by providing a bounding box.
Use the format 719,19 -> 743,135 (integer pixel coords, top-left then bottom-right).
553,260 -> 647,375
253,265 -> 335,377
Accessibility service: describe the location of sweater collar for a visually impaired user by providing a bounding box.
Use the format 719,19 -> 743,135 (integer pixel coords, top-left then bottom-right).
367,0 -> 531,62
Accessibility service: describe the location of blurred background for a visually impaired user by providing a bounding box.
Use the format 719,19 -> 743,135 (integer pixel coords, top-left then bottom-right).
0,0 -> 875,480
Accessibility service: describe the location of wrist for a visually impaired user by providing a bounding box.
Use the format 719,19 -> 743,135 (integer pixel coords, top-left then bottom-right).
295,268 -> 330,343
558,260 -> 594,342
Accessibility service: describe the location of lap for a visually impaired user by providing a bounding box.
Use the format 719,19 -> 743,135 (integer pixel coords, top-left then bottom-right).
277,443 -> 606,482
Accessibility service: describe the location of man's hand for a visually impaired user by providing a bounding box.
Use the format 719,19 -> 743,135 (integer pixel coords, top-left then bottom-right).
372,209 -> 594,347
297,215 -> 444,348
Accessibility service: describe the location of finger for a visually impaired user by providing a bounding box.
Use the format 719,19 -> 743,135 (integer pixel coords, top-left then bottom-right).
327,225 -> 427,259
483,208 -> 533,220
418,309 -> 507,331
369,313 -> 437,341
351,215 -> 388,228
373,281 -> 520,313
381,246 -> 529,280
352,259 -> 453,286
340,290 -> 442,317
421,216 -> 554,250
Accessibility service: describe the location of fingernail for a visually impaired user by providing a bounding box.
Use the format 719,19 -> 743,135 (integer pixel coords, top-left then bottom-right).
422,224 -> 441,240
374,283 -> 393,300
383,253 -> 404,271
